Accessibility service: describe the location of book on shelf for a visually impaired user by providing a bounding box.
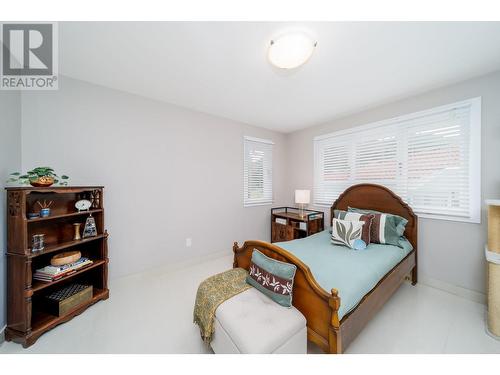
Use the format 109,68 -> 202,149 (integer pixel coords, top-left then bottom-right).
33,257 -> 94,282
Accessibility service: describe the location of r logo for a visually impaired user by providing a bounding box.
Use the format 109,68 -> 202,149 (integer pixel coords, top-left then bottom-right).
2,23 -> 53,76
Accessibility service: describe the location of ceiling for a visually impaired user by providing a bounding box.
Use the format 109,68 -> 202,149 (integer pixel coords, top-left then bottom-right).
59,22 -> 500,133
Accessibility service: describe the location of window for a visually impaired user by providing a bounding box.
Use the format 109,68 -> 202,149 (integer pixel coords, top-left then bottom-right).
244,136 -> 274,207
314,97 -> 481,223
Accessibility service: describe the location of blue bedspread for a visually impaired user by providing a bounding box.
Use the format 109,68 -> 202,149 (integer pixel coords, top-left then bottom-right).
275,230 -> 413,319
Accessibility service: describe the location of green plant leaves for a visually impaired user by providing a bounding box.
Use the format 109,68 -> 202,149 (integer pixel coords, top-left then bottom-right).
6,167 -> 70,185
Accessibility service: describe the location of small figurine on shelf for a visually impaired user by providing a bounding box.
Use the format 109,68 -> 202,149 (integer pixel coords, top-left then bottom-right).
37,199 -> 53,217
73,223 -> 82,240
31,234 -> 45,252
82,214 -> 97,238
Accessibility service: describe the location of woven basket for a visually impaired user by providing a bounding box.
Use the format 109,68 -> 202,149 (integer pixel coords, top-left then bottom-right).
488,206 -> 500,251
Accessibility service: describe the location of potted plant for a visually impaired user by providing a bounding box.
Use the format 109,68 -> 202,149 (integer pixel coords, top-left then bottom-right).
7,167 -> 69,187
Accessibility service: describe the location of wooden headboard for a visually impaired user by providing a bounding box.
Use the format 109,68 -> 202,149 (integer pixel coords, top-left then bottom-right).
331,183 -> 418,251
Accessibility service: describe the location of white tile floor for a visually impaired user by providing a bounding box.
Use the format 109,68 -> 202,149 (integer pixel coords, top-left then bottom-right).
1,254 -> 499,354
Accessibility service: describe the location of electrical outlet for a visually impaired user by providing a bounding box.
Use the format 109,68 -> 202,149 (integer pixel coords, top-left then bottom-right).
186,238 -> 192,247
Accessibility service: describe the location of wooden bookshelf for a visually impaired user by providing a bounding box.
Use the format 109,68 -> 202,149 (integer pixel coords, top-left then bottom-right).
5,186 -> 109,348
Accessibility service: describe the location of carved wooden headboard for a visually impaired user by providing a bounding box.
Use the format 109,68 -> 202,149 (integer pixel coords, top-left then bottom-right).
330,183 -> 418,251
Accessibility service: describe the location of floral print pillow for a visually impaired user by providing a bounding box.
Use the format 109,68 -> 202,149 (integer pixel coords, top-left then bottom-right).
246,250 -> 297,307
331,218 -> 366,250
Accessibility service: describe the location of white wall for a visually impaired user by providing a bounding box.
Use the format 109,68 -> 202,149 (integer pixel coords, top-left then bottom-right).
285,71 -> 500,295
20,76 -> 288,279
0,91 -> 22,336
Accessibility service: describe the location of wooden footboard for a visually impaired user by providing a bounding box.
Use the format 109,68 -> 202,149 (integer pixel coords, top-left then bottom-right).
233,240 -> 342,354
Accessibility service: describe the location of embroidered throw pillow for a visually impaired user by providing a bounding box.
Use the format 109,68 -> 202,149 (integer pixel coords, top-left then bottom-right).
334,209 -> 374,244
331,218 -> 366,249
246,250 -> 297,308
347,207 -> 408,246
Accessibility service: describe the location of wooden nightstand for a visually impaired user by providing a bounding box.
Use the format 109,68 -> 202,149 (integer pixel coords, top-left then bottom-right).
271,207 -> 324,243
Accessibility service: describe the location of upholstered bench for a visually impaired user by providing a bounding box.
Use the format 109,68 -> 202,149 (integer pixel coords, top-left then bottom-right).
210,287 -> 307,354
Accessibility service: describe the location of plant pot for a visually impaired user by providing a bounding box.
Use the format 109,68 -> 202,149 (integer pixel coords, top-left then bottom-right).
30,176 -> 55,187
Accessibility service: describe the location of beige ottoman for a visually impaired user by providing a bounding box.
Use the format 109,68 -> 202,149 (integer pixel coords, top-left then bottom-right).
210,287 -> 307,354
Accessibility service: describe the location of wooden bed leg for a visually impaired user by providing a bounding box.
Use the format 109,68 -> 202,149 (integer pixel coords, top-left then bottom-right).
328,289 -> 342,354
232,242 -> 240,268
411,265 -> 418,286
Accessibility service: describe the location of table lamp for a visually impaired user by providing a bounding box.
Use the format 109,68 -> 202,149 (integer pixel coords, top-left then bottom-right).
295,189 -> 310,218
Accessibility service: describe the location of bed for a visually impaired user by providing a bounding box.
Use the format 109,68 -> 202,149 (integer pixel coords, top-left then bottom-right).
233,183 -> 418,354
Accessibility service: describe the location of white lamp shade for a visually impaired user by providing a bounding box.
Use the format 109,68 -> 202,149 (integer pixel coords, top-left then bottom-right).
295,190 -> 311,204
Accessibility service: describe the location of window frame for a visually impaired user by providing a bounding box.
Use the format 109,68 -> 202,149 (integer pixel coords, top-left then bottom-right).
313,97 -> 482,223
243,136 -> 274,207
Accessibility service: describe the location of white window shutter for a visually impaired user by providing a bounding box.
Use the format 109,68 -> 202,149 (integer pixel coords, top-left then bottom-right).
314,97 -> 481,223
244,136 -> 273,207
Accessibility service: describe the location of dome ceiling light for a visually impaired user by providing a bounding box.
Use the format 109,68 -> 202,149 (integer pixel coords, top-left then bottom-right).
268,32 -> 317,70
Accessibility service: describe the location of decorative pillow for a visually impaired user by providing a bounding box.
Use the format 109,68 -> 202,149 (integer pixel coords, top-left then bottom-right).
333,209 -> 374,244
246,250 -> 297,308
331,218 -> 366,250
347,207 -> 408,246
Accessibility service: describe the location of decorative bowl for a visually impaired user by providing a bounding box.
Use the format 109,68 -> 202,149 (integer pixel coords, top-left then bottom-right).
51,251 -> 81,266
27,212 -> 40,219
30,176 -> 55,187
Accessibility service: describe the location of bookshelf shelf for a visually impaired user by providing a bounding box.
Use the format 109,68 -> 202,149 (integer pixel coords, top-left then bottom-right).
5,186 -> 109,348
31,259 -> 107,293
24,234 -> 106,259
30,288 -> 108,340
27,208 -> 103,223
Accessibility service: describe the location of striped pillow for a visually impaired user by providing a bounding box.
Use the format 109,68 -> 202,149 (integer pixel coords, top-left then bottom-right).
334,210 -> 374,244
347,207 -> 408,246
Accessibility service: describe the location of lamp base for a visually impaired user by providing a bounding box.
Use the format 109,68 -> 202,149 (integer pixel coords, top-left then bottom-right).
298,203 -> 305,218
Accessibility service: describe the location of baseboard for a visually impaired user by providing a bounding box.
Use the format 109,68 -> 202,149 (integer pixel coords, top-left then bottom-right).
111,249 -> 232,286
419,275 -> 486,305
149,249 -> 231,277
0,325 -> 6,346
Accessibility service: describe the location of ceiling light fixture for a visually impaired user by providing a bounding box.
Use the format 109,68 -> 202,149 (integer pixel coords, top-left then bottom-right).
268,32 -> 317,69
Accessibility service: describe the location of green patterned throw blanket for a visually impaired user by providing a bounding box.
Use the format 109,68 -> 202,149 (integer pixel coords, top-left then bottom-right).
193,268 -> 251,344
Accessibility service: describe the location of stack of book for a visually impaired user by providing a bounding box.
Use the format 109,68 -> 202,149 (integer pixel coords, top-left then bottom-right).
33,257 -> 93,282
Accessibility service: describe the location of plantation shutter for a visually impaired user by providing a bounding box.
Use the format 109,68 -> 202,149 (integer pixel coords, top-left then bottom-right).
244,136 -> 273,207
314,141 -> 351,206
313,98 -> 481,222
404,106 -> 474,219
